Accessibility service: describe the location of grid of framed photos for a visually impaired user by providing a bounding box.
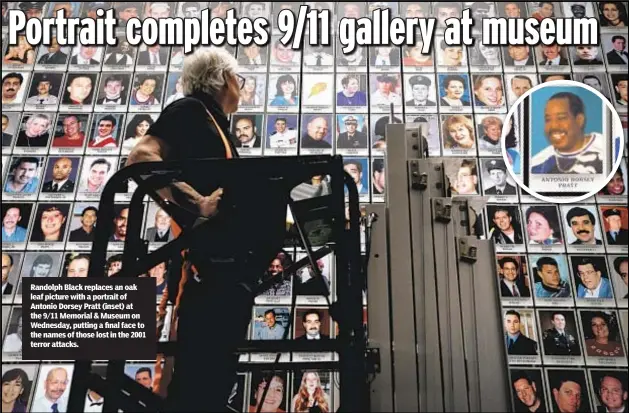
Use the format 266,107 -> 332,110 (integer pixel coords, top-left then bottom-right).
1,1 -> 628,412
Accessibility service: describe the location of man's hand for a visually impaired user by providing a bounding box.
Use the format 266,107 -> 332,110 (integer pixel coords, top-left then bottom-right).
198,188 -> 223,217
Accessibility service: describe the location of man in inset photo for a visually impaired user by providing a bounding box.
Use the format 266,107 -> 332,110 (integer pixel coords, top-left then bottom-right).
452,159 -> 479,195
565,207 -> 603,245
531,91 -> 604,174
504,310 -> 538,355
25,73 -> 60,106
254,309 -> 286,340
541,311 -> 581,356
37,36 -> 68,65
504,45 -> 534,66
2,114 -> 15,147
110,206 -> 129,242
1,253 -> 16,296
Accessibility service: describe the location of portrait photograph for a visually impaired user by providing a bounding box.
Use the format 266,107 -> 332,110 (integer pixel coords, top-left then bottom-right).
336,74 -> 369,110
527,85 -> 616,196
598,1 -> 629,29
578,310 -> 626,364
502,44 -> 536,71
527,1 -> 562,20
163,72 -> 184,107
371,158 -> 385,198
128,72 -> 165,112
61,253 -> 91,279
269,36 -> 302,72
2,112 -> 21,148
66,203 -> 98,247
123,363 -> 156,391
251,306 -> 291,340
121,113 -> 158,154
86,113 -> 125,153
559,205 -> 604,253
39,156 -> 81,199
468,35 -> 503,72
499,2 -> 527,18
68,43 -> 104,71
135,43 -> 171,70
3,34 -> 36,69
144,202 -> 176,244
486,205 -> 525,250
610,73 -> 628,110
60,72 -> 99,110
471,73 -> 507,113
236,43 -> 269,71
535,43 -> 571,72
573,72 -> 612,101
599,206 -> 629,251
13,113 -> 53,153
1,251 -> 22,303
481,159 -> 518,198
290,370 -> 333,412
28,203 -> 71,245
608,255 -> 628,305
303,44 -> 335,70
267,74 -> 300,112
16,252 -> 64,298
257,250 -> 293,305
300,114 -> 333,152
523,205 -> 564,249
231,114 -> 264,153
435,37 -> 468,72
529,254 -> 574,303
294,252 -> 333,304
76,156 -> 118,200
3,156 -> 45,200
405,115 -> 441,157
35,36 -> 71,69
238,73 -> 266,111
403,74 -> 438,113
1,203 -> 34,248
571,44 -> 605,71
588,370 -> 629,413
503,308 -> 540,361
301,73 -> 334,108
475,114 -> 504,156
265,114 -> 299,154
293,308 -> 331,340
368,73 -> 403,112
562,2 -> 596,18
509,368 -> 549,413
540,73 -> 572,83
369,45 -> 401,69
336,114 -> 369,153
2,71 -> 30,109
343,157 -> 370,199
545,368 -> 592,413
23,72 -> 64,111
50,113 -> 90,153
335,41 -> 367,69
537,309 -> 583,363
102,36 -> 138,70
496,255 -> 532,306
438,73 -> 472,113
2,307 -> 23,360
505,74 -> 537,107
248,371 -> 288,413
441,114 -> 477,156
0,364 -> 38,412
446,158 -> 480,196
401,37 -> 434,71
570,255 -> 615,305
94,73 -> 132,112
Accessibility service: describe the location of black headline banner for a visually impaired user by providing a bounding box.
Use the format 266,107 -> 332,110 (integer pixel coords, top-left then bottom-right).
23,278 -> 156,361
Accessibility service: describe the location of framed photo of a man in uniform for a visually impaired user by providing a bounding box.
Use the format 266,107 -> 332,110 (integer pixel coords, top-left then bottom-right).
537,309 -> 584,366
265,114 -> 298,156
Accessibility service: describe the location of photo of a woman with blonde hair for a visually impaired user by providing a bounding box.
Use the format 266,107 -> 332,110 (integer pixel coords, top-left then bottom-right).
291,371 -> 331,413
442,114 -> 476,149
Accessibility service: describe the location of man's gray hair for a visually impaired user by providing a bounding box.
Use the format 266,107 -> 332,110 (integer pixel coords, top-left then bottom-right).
181,47 -> 239,97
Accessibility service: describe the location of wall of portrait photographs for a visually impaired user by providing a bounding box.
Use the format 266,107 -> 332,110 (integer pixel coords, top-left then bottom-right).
1,1 -> 628,412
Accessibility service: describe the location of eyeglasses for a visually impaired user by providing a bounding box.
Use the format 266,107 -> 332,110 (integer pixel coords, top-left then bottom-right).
235,73 -> 246,90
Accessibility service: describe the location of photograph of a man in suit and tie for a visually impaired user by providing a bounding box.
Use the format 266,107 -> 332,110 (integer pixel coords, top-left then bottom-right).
145,207 -> 175,243
504,309 -> 539,356
498,256 -> 531,298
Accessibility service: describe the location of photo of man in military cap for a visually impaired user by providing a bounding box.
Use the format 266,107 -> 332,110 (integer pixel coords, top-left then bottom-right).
337,115 -> 368,149
405,75 -> 437,107
484,159 -> 517,195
